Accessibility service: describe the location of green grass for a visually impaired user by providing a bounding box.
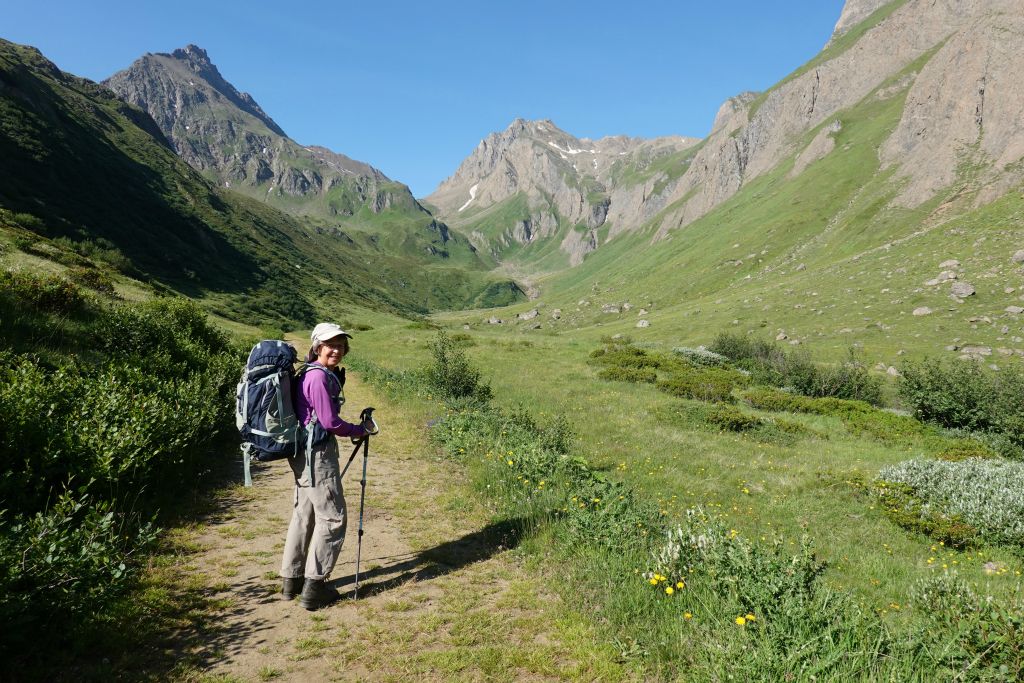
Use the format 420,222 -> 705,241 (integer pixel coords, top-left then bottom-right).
357,324 -> 1023,622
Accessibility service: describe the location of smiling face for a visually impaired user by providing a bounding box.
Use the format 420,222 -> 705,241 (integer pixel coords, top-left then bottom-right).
315,336 -> 348,369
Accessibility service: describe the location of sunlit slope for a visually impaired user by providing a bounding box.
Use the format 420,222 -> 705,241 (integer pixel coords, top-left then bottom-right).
454,62 -> 1024,364
0,39 -> 523,324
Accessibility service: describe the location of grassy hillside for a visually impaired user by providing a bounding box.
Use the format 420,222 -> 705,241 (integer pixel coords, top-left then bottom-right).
438,53 -> 1023,367
0,39 -> 523,328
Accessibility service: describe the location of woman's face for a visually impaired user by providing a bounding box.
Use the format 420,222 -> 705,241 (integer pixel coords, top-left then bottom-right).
316,338 -> 346,369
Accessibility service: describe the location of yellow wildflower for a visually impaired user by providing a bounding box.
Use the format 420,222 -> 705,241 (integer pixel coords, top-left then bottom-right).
684,612 -> 693,620
735,616 -> 746,626
665,586 -> 674,595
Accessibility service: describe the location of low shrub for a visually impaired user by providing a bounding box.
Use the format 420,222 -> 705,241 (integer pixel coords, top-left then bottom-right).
935,439 -> 999,462
0,492 -> 157,652
0,292 -> 240,654
710,332 -> 884,404
598,365 -> 657,384
899,357 -> 1024,446
842,409 -> 926,445
871,481 -> 980,549
659,401 -> 812,446
876,459 -> 1024,547
423,330 -> 492,402
590,344 -> 664,370
671,346 -> 729,368
657,366 -> 747,403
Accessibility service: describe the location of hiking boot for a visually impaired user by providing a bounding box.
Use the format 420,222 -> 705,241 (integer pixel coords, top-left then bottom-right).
298,578 -> 340,610
281,576 -> 304,600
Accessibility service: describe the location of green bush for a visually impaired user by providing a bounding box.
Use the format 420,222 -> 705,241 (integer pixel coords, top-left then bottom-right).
590,344 -> 665,370
656,366 -> 747,403
598,365 -> 657,384
424,330 -> 492,402
710,332 -> 883,404
0,492 -> 157,653
935,439 -> 999,462
872,481 -> 979,549
899,358 -> 1024,446
67,266 -> 116,295
0,291 -> 240,653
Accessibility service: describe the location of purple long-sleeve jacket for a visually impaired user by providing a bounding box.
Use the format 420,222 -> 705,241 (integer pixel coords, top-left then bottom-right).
295,363 -> 366,438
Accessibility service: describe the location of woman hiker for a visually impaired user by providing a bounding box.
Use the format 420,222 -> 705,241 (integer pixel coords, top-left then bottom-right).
280,323 -> 377,610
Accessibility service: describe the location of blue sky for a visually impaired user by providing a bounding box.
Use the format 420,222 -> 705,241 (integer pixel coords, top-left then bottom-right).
4,0 -> 846,197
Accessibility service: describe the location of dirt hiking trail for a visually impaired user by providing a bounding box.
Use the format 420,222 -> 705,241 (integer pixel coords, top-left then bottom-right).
178,374 -> 624,682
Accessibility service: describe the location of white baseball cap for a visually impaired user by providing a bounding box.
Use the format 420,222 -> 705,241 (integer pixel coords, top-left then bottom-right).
310,322 -> 352,345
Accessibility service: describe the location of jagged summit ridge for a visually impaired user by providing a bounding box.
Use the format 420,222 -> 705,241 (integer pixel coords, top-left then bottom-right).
428,118 -> 699,265
104,45 -> 409,219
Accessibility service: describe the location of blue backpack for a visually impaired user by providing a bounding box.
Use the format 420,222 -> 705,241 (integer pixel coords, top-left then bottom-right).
236,340 -> 343,486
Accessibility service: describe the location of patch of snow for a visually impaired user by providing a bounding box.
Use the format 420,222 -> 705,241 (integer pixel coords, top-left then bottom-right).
458,183 -> 479,212
537,125 -> 547,132
547,141 -> 596,156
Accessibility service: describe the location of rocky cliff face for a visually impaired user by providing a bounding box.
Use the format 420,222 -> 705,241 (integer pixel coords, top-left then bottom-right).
427,119 -> 698,265
104,46 -> 418,221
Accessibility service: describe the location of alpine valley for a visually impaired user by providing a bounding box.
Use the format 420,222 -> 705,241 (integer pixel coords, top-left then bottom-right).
4,0 -> 1024,359
5,1 -> 1024,680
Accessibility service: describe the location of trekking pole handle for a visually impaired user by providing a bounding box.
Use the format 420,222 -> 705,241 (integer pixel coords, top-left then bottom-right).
360,407 -> 379,435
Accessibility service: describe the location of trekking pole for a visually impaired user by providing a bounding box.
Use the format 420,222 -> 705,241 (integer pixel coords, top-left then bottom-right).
352,407 -> 378,600
340,439 -> 362,480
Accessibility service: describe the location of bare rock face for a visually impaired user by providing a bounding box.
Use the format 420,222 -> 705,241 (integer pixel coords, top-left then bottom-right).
880,7 -> 1024,207
104,45 -> 423,224
427,119 -> 699,263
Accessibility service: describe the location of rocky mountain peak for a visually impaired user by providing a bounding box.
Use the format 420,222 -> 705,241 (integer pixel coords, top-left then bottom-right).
103,45 -> 427,225
829,0 -> 893,42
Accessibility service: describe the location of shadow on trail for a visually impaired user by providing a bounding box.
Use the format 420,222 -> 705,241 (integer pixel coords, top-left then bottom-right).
330,516 -> 534,599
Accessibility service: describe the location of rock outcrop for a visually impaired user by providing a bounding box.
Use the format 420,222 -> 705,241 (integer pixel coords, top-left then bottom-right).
104,45 -> 422,222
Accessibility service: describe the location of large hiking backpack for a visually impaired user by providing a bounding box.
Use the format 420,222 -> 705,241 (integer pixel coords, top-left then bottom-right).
236,340 -> 346,486
236,340 -> 303,485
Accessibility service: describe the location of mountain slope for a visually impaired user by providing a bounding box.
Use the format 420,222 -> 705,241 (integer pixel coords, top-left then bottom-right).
433,0 -> 1024,365
104,45 -> 482,268
0,39 -> 522,325
430,0 -> 1024,283
427,119 -> 699,268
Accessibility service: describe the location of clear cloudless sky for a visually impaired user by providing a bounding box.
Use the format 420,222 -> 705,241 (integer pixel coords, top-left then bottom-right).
4,0 -> 847,197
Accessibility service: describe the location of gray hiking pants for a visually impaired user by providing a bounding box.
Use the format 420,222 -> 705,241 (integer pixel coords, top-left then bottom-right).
280,438 -> 347,581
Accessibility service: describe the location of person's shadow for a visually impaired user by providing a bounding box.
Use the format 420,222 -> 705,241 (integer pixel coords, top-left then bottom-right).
330,516 -> 533,598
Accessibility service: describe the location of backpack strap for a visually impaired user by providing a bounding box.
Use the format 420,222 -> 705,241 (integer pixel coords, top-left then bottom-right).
295,363 -> 341,487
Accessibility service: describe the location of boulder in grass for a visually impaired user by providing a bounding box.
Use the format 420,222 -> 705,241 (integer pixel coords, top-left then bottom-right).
939,259 -> 961,269
1012,250 -> 1024,264
913,307 -> 933,316
1006,306 -> 1024,315
950,282 -> 975,298
636,319 -> 650,329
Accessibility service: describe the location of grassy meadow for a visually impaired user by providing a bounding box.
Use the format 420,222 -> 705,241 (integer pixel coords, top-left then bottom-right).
352,317 -> 1024,678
